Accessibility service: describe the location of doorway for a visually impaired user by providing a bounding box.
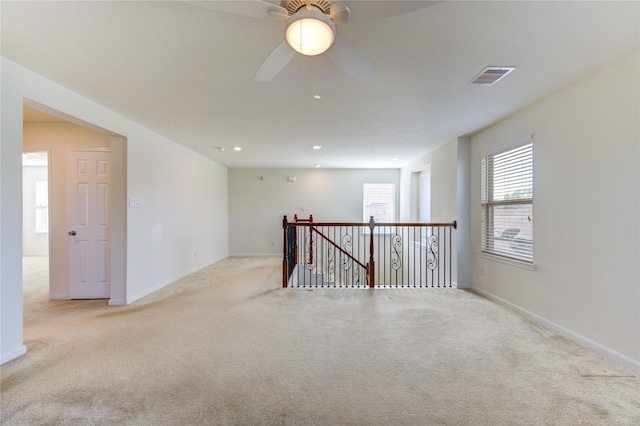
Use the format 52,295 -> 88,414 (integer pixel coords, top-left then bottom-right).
22,103 -> 126,302
22,149 -> 52,302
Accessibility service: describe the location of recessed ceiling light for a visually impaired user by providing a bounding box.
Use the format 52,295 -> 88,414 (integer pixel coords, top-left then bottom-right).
312,145 -> 322,150
314,164 -> 322,168
233,146 -> 242,151
313,95 -> 321,100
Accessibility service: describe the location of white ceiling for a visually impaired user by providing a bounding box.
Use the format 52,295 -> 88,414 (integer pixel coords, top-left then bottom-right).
4,1 -> 639,169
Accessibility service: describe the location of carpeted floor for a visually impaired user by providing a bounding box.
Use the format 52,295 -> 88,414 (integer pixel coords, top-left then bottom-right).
2,256 -> 639,425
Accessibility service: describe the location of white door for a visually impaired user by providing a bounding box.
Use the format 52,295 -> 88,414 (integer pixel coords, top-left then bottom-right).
67,150 -> 110,299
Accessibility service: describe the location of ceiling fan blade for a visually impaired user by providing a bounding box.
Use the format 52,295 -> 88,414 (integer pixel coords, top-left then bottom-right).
340,1 -> 442,23
185,1 -> 288,20
254,39 -> 296,81
326,36 -> 375,83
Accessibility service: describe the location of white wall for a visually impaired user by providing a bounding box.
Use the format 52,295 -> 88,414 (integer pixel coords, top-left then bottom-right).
399,140 -> 458,223
126,136 -> 228,303
468,51 -> 640,373
228,168 -> 400,255
399,140 -> 460,285
1,57 -> 229,364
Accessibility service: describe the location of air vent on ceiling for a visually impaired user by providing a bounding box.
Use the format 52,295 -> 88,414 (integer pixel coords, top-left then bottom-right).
469,66 -> 516,85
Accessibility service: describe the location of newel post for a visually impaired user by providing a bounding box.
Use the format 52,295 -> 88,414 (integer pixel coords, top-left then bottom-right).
282,215 -> 288,287
368,216 -> 375,288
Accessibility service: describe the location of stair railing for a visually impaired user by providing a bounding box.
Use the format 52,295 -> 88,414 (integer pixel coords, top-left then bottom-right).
283,216 -> 457,288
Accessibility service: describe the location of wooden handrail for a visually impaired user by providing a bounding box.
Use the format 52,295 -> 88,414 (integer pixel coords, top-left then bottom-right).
374,221 -> 457,229
287,220 -> 457,228
310,225 -> 367,270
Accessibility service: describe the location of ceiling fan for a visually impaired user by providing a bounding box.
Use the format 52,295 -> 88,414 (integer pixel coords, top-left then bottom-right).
187,0 -> 438,83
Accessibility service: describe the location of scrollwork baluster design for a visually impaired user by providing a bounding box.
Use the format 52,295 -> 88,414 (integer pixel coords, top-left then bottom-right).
427,233 -> 439,271
341,233 -> 353,286
304,233 -> 316,272
327,247 -> 335,283
390,232 -> 402,287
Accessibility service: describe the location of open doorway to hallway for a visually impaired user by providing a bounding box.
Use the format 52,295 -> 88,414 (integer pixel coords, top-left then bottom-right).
22,150 -> 51,303
22,102 -> 127,303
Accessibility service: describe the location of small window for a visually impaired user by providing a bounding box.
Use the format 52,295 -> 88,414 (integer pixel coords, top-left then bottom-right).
419,167 -> 431,223
418,167 -> 432,244
481,137 -> 533,262
35,179 -> 49,233
363,183 -> 395,223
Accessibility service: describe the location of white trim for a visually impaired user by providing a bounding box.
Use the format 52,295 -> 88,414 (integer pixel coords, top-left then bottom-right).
50,293 -> 69,300
108,298 -> 127,306
480,252 -> 536,271
454,281 -> 470,289
472,287 -> 640,376
483,133 -> 533,157
1,345 -> 27,365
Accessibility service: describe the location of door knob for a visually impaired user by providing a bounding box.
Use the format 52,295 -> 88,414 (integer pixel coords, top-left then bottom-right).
68,230 -> 77,236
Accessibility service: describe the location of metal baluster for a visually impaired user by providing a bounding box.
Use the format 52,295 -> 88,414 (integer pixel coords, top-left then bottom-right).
436,227 -> 440,288
448,225 -> 452,288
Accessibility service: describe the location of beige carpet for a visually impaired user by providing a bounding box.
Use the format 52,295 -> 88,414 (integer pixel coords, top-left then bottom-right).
2,256 -> 639,425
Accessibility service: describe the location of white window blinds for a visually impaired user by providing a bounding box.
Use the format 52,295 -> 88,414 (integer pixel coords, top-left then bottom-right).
363,183 -> 395,223
481,138 -> 533,262
419,167 -> 431,223
35,179 -> 49,233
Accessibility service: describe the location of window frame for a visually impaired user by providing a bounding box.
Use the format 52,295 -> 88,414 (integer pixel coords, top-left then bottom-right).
418,166 -> 432,244
362,182 -> 396,234
419,166 -> 431,224
481,135 -> 534,264
34,179 -> 49,234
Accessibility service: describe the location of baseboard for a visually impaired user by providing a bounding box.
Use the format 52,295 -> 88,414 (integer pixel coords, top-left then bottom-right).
51,293 -> 69,300
451,281 -> 471,289
471,287 -> 640,376
125,259 -> 219,305
108,298 -> 127,306
1,345 -> 27,365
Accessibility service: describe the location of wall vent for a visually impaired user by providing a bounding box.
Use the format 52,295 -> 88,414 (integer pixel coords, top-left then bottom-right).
469,66 -> 516,85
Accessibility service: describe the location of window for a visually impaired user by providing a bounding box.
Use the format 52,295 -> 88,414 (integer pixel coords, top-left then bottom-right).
481,137 -> 533,262
363,183 -> 395,223
418,167 -> 432,243
35,179 -> 49,233
419,167 -> 431,223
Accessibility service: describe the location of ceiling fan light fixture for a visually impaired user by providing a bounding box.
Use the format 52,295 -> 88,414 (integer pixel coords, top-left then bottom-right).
285,7 -> 336,56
